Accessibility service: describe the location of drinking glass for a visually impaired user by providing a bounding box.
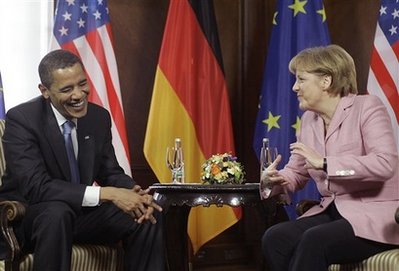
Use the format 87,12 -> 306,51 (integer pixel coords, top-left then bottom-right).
166,147 -> 184,184
260,146 -> 278,173
259,145 -> 278,194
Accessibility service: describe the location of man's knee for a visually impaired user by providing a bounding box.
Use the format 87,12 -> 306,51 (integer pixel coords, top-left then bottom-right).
18,201 -> 76,251
30,201 -> 76,228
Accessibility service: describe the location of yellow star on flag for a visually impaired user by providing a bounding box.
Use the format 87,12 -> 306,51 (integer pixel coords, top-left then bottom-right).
262,111 -> 281,132
273,11 -> 278,25
291,116 -> 301,134
317,6 -> 327,22
288,0 -> 307,17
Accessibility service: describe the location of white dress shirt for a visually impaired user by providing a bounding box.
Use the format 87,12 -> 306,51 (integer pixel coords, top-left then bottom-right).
51,103 -> 100,207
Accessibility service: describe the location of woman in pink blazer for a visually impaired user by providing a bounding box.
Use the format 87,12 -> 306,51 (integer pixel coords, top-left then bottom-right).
260,44 -> 399,271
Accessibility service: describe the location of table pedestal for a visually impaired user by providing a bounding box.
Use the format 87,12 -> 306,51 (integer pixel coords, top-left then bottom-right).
150,183 -> 279,271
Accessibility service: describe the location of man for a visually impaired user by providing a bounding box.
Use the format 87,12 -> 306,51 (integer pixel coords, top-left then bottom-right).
0,50 -> 165,271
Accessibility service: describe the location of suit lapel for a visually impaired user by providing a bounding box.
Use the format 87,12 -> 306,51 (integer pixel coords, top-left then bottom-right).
77,119 -> 95,185
43,101 -> 71,181
309,113 -> 326,155
325,95 -> 355,141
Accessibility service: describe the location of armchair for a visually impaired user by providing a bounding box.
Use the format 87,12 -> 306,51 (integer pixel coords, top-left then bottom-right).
296,200 -> 399,271
0,120 -> 124,271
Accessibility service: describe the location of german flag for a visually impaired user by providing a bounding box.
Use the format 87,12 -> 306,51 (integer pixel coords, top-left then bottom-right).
144,0 -> 240,253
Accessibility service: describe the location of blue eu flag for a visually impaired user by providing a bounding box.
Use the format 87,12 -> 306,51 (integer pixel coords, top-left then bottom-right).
0,72 -> 5,120
253,0 -> 330,220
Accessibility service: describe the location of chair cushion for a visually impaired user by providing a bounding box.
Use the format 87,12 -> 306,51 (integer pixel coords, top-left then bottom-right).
0,244 -> 123,271
71,244 -> 123,271
329,248 -> 399,271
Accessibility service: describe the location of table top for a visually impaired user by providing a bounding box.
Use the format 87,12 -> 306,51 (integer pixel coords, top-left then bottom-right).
149,182 -> 260,193
149,183 -> 262,207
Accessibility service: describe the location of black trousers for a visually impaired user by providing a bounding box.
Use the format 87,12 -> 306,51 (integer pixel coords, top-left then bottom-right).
16,201 -> 165,271
262,203 -> 398,271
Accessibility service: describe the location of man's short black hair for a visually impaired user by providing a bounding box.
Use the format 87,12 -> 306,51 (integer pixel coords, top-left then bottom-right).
38,50 -> 84,88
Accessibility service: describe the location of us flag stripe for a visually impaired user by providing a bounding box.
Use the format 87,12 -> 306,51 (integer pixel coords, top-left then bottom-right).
367,0 -> 399,151
51,0 -> 131,175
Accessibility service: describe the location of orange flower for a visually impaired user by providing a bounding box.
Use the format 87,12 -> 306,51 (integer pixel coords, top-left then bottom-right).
211,164 -> 221,175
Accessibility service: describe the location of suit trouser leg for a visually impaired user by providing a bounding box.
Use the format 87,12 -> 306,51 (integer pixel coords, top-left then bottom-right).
17,201 -> 76,271
262,203 -> 398,271
262,209 -> 331,271
74,203 -> 166,271
121,211 -> 165,271
17,201 -> 165,271
289,217 -> 398,271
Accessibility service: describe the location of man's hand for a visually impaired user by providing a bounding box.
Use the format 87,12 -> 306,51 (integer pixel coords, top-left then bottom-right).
133,185 -> 151,195
100,187 -> 162,224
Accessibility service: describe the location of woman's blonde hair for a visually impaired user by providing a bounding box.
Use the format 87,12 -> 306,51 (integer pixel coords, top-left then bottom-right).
289,44 -> 358,96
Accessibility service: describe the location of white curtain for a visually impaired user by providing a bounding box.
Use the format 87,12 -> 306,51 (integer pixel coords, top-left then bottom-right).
0,0 -> 54,111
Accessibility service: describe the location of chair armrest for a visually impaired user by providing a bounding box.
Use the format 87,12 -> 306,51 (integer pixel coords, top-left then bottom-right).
0,200 -> 26,261
295,200 -> 320,216
395,207 -> 399,224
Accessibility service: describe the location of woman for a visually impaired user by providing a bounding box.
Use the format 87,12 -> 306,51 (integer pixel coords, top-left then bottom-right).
260,44 -> 399,271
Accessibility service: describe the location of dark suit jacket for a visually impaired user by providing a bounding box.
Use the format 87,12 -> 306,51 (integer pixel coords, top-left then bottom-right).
0,96 -> 134,212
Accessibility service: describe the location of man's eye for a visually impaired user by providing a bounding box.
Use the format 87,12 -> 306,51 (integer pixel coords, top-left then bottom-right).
60,88 -> 72,93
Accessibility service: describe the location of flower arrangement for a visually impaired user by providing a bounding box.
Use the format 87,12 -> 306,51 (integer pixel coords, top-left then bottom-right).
201,153 -> 245,185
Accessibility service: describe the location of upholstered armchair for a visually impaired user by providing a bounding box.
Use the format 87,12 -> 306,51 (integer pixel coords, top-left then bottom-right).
0,120 -> 124,271
296,200 -> 399,271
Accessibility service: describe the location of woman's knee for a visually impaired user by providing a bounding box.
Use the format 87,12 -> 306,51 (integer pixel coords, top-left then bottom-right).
262,224 -> 279,247
262,222 -> 291,255
297,226 -> 325,251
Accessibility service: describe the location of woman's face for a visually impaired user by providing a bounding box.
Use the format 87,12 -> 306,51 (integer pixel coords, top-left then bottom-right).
292,70 -> 328,112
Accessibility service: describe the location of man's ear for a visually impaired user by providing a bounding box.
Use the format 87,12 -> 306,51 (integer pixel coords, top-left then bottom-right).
38,84 -> 50,99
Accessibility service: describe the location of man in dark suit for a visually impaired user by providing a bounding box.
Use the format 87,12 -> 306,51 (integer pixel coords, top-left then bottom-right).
0,50 -> 165,271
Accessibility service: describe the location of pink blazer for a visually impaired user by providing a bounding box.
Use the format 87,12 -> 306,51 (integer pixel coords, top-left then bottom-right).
277,94 -> 399,245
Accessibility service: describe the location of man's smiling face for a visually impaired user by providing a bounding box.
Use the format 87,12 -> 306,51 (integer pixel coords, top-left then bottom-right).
39,63 -> 89,119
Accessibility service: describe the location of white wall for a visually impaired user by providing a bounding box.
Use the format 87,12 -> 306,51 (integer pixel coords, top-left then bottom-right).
0,0 -> 53,111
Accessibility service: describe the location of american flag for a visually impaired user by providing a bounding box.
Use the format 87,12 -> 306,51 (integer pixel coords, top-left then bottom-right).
367,0 -> 399,151
51,0 -> 131,175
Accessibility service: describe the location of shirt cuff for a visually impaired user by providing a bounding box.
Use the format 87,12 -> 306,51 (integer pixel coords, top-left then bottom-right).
82,186 -> 101,207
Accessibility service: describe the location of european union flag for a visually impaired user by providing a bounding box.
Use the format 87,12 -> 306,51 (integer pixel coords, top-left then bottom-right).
0,72 -> 5,120
253,0 -> 330,220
